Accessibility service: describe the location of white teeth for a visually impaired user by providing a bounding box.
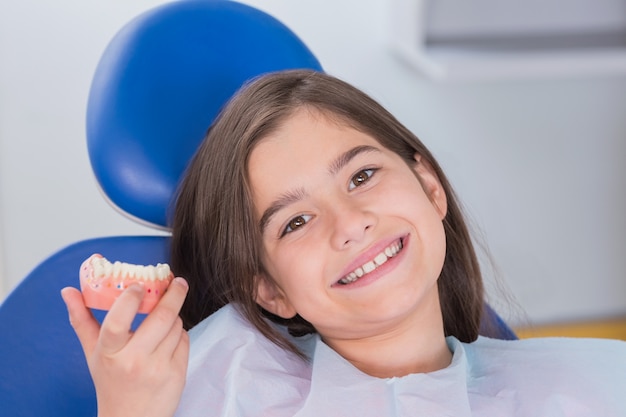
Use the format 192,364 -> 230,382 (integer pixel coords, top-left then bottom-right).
338,240 -> 403,285
362,261 -> 376,274
374,252 -> 387,266
92,257 -> 172,281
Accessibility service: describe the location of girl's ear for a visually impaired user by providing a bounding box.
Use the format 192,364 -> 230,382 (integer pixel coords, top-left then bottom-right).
254,274 -> 298,319
413,153 -> 447,219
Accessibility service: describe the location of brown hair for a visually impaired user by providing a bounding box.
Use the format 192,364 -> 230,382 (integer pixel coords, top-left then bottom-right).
170,70 -> 484,356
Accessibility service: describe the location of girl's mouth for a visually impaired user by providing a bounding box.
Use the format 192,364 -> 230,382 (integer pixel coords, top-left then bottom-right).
337,238 -> 404,285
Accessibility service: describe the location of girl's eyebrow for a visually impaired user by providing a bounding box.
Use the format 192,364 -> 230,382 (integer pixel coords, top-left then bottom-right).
327,145 -> 380,176
258,144 -> 382,233
259,187 -> 306,234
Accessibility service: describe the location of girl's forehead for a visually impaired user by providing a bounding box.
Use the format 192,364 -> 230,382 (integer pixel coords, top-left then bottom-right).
248,117 -> 395,195
252,108 -> 375,154
276,106 -> 358,136
253,112 -> 373,157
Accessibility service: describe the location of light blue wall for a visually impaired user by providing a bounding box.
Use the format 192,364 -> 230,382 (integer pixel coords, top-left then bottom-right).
1,0 -> 625,325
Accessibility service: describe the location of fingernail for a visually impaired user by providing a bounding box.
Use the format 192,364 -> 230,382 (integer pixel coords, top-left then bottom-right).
60,287 -> 71,305
127,283 -> 145,294
174,277 -> 189,290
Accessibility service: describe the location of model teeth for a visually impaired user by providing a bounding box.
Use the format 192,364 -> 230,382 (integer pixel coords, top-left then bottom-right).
91,257 -> 172,282
338,240 -> 403,285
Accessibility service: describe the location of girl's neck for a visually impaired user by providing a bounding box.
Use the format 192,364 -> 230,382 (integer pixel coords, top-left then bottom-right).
322,291 -> 451,378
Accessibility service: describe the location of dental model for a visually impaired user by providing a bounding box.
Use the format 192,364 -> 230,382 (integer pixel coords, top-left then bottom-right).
79,253 -> 174,314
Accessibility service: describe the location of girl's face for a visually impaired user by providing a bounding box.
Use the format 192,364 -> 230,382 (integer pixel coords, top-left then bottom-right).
249,108 -> 448,345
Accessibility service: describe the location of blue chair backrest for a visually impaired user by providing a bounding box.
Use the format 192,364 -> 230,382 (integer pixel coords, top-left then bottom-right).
87,0 -> 322,228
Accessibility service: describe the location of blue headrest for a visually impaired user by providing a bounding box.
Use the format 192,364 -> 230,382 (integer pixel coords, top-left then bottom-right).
86,0 -> 322,229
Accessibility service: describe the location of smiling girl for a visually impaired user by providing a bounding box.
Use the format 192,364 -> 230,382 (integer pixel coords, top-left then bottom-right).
63,70 -> 626,417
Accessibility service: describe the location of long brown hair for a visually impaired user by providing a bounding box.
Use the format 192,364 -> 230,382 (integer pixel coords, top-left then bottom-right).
170,70 -> 484,356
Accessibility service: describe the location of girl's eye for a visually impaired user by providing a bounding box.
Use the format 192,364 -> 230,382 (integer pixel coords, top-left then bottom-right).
281,214 -> 312,236
349,168 -> 376,190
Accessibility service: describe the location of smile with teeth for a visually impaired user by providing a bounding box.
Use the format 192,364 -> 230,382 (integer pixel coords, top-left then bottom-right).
338,239 -> 404,285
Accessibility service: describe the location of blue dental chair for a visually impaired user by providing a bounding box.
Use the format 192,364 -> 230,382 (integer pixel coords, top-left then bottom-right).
0,1 -> 514,416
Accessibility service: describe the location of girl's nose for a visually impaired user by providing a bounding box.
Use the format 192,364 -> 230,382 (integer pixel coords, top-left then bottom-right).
329,197 -> 377,250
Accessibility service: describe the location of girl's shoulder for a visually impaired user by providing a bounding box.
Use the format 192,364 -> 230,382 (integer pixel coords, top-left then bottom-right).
465,335 -> 626,377
186,303 -> 316,361
466,335 -> 626,363
176,304 -> 313,416
463,336 -> 626,415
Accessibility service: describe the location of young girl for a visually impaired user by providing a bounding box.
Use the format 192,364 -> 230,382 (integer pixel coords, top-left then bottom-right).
62,70 -> 626,417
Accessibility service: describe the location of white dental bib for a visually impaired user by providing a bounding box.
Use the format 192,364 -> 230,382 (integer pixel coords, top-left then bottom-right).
175,304 -> 626,417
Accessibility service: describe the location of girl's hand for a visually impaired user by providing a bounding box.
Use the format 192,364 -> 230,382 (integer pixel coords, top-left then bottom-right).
61,277 -> 190,417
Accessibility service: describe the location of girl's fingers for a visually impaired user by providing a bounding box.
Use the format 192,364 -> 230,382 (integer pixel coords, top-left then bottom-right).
153,316 -> 186,359
61,287 -> 100,356
171,329 -> 190,375
97,284 -> 145,355
132,277 -> 189,353
174,328 -> 190,364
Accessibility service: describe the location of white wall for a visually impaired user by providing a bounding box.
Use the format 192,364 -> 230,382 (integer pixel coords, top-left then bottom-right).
1,0 -> 625,326
0,0 -> 169,296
